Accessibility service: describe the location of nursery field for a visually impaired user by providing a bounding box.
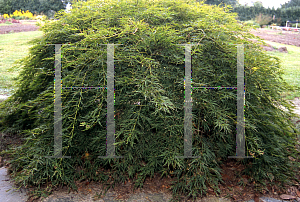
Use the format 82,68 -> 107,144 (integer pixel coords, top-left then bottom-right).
251,28 -> 300,99
251,28 -> 300,47
0,20 -> 40,34
261,40 -> 300,99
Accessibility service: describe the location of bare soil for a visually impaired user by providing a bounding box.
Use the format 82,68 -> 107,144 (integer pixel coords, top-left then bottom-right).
250,28 -> 300,47
0,21 -> 40,34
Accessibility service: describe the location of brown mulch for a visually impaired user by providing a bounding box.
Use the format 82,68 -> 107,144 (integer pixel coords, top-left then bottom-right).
0,23 -> 40,34
30,157 -> 300,202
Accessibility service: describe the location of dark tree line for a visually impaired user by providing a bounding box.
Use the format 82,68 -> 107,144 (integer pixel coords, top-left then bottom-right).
204,0 -> 300,26
281,0 -> 300,8
202,0 -> 238,7
0,0 -> 299,26
232,3 -> 300,26
0,0 -> 66,18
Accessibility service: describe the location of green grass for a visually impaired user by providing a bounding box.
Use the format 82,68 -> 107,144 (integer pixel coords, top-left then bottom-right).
20,21 -> 39,25
263,40 -> 300,100
0,31 -> 43,95
0,23 -> 13,26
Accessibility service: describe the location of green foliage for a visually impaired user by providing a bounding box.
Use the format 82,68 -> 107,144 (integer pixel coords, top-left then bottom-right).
11,15 -> 25,20
255,13 -> 272,27
281,0 -> 300,9
243,20 -> 260,28
253,1 -> 263,8
0,0 -> 299,201
0,0 -> 12,14
204,0 -> 238,7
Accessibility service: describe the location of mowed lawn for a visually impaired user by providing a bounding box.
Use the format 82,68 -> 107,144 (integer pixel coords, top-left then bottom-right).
0,30 -> 43,95
263,40 -> 300,100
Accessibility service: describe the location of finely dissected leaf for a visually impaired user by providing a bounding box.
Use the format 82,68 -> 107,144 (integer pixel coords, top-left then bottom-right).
0,0 -> 299,201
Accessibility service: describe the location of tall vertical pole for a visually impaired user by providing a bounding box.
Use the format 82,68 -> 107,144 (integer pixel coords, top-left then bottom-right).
236,44 -> 245,157
98,44 -> 123,159
176,43 -> 200,159
45,44 -> 71,159
106,44 -> 115,157
228,44 -> 253,159
184,44 -> 193,158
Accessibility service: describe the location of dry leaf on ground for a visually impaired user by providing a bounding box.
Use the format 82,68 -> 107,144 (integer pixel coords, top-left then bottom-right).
297,189 -> 300,197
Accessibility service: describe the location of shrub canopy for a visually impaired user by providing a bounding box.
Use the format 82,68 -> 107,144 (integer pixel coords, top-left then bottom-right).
0,0 -> 299,200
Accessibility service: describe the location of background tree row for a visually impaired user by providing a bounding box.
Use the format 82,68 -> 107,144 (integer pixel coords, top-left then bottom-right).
205,0 -> 300,27
0,0 -> 65,18
0,0 -> 300,25
232,2 -> 300,26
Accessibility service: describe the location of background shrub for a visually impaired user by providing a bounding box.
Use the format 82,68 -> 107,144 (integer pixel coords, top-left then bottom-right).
243,20 -> 261,29
254,13 -> 272,28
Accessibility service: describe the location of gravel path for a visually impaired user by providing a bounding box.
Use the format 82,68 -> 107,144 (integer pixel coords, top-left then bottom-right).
0,167 -> 27,202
